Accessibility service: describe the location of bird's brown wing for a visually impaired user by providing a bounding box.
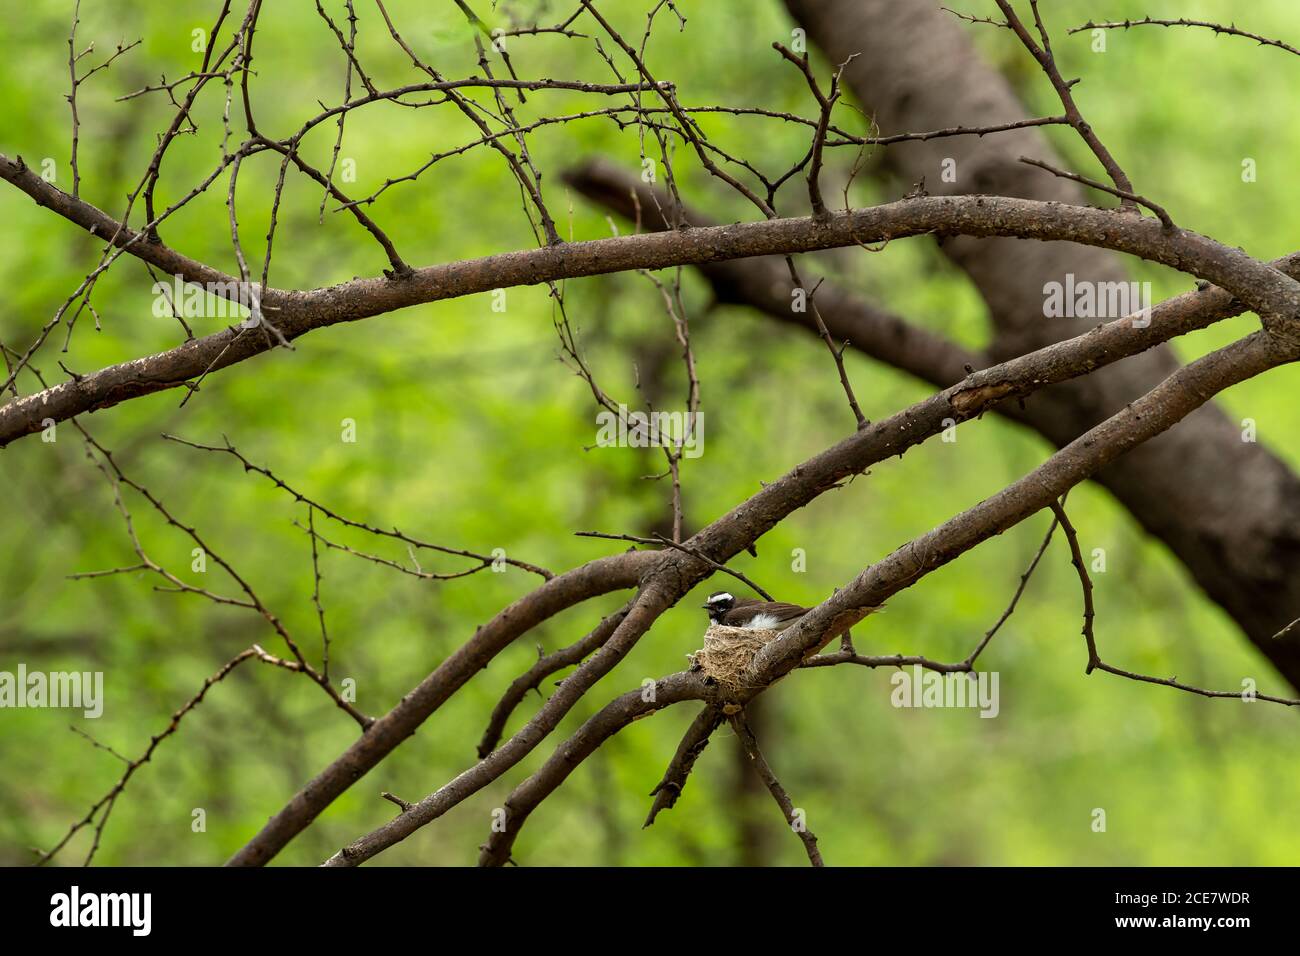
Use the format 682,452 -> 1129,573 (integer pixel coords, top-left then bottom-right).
723,602 -> 809,626
759,602 -> 811,621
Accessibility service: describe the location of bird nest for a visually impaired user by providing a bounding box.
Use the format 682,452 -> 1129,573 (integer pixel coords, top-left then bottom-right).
689,623 -> 780,695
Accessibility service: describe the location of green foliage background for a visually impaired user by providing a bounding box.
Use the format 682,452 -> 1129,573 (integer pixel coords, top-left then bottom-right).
1,0 -> 1297,866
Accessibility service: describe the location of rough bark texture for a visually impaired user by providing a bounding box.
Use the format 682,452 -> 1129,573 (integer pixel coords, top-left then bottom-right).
784,0 -> 1300,681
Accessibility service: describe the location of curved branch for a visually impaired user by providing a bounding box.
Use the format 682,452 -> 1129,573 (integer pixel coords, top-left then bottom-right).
749,331 -> 1300,686
224,548 -> 656,866
476,605 -> 629,758
476,670 -> 710,867
4,153 -> 1298,446
320,579 -> 683,866
643,702 -> 725,827
1070,17 -> 1300,60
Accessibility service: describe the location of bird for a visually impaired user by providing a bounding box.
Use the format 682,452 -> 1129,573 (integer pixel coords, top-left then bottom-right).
702,590 -> 810,631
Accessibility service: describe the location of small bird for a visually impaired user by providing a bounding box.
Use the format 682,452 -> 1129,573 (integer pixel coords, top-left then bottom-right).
702,591 -> 810,631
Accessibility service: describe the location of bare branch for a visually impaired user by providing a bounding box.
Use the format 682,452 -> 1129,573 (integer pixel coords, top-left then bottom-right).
729,710 -> 823,867
1070,17 -> 1300,59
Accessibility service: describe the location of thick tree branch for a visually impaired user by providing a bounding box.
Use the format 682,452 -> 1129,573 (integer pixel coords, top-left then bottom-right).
4,151 -> 1299,449
749,331 -> 1300,685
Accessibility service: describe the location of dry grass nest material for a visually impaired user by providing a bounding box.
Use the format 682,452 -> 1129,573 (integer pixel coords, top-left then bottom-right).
689,623 -> 781,694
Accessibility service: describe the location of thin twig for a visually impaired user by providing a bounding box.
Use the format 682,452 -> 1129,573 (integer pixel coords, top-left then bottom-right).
729,711 -> 823,866
1070,17 -> 1300,59
1019,156 -> 1173,229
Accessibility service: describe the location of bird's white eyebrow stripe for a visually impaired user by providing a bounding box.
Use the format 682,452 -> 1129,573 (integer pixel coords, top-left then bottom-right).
706,592 -> 734,604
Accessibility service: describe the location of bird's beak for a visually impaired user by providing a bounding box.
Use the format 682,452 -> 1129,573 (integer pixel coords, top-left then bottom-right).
700,603 -> 709,609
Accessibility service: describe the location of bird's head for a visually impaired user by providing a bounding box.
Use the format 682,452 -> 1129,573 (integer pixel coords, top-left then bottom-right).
702,591 -> 736,623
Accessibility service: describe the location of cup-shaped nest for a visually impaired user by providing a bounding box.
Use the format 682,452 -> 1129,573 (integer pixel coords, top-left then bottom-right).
689,623 -> 780,694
